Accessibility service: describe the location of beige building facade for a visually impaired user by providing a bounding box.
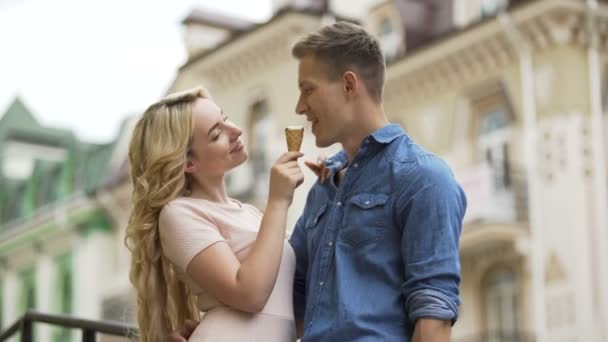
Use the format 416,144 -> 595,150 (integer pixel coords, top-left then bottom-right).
2,1 -> 607,341
166,0 -> 608,341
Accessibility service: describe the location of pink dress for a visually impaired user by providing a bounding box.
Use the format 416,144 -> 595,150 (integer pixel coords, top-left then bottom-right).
158,197 -> 296,342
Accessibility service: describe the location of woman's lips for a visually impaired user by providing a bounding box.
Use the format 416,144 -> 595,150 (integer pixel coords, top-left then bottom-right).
231,141 -> 244,153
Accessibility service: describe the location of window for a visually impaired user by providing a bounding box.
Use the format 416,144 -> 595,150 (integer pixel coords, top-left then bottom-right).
480,0 -> 508,18
470,83 -> 514,192
53,253 -> 73,342
248,100 -> 272,207
377,16 -> 400,62
379,17 -> 393,36
603,65 -> 608,113
19,269 -> 36,311
3,183 -> 25,223
19,268 -> 36,340
0,280 -> 3,331
479,111 -> 511,190
484,268 -> 519,342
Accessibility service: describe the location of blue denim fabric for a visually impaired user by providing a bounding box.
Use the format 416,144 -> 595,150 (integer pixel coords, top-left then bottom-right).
289,124 -> 467,341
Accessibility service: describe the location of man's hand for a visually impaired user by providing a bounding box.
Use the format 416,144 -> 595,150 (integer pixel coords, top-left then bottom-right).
412,319 -> 451,342
168,319 -> 199,342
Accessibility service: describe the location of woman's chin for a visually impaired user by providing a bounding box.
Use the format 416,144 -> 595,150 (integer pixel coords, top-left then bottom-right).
233,153 -> 248,167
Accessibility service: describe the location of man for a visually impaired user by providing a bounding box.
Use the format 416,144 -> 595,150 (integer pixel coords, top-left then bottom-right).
171,21 -> 466,342
288,21 -> 465,342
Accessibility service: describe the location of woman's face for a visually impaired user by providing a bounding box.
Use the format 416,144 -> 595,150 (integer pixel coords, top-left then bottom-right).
186,98 -> 248,177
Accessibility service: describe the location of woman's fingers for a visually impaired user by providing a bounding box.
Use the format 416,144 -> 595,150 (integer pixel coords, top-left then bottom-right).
276,151 -> 304,164
304,160 -> 322,175
304,160 -> 330,184
321,167 -> 330,184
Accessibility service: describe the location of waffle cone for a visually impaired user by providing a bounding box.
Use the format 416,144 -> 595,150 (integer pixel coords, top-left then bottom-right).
285,127 -> 304,152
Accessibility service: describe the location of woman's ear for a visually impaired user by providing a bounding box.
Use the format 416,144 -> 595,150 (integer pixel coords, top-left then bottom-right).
185,158 -> 198,174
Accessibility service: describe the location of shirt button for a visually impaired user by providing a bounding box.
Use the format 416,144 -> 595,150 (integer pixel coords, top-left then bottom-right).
337,202 -> 342,207
364,200 -> 370,205
353,163 -> 359,168
328,241 -> 334,247
319,281 -> 324,286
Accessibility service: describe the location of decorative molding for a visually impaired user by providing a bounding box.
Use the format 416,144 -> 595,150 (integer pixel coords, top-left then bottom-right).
545,252 -> 567,284
384,1 -> 608,108
461,242 -> 522,274
546,291 -> 576,329
184,15 -> 318,91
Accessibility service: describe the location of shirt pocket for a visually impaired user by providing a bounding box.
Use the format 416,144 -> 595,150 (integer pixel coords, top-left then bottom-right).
341,193 -> 389,248
305,203 -> 328,252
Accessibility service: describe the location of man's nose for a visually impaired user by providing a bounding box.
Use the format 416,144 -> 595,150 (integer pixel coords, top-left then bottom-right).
295,96 -> 307,115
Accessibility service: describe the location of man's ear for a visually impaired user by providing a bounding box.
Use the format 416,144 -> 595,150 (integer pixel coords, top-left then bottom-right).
343,71 -> 359,97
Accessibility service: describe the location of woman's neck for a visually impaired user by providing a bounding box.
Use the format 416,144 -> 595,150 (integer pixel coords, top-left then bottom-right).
189,175 -> 230,204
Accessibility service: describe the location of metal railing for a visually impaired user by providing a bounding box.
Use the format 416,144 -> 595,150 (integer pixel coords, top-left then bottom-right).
454,331 -> 536,342
0,310 -> 137,342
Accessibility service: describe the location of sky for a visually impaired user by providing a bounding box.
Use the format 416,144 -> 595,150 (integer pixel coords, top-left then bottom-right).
0,0 -> 273,143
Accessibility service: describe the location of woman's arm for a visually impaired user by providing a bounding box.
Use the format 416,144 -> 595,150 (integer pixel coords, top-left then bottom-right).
186,152 -> 304,313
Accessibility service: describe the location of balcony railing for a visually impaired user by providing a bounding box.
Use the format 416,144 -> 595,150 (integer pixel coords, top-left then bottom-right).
457,164 -> 528,224
0,310 -> 137,342
455,331 -> 536,342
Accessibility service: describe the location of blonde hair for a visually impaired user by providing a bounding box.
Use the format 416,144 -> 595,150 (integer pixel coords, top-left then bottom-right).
125,86 -> 211,341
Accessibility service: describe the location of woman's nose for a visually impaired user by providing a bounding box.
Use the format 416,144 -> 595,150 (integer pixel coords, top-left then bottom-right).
227,121 -> 243,138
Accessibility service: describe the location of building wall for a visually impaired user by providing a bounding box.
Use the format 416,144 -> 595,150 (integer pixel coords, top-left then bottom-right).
1,1 -> 607,342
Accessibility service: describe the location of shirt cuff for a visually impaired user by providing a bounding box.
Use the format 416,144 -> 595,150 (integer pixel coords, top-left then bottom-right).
406,289 -> 459,325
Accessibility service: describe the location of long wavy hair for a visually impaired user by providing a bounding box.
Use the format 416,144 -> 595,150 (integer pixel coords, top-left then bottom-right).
125,87 -> 211,341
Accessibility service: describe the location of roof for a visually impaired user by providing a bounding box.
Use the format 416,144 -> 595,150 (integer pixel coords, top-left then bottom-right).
179,4 -> 358,72
387,0 -> 534,66
182,7 -> 257,31
0,97 -> 119,230
0,97 -> 75,145
0,98 -> 38,128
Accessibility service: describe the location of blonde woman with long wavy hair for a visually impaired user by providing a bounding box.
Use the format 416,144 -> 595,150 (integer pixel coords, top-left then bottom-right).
125,87 -> 304,341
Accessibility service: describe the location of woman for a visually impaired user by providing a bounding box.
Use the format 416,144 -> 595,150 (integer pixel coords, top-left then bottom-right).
125,86 -> 304,341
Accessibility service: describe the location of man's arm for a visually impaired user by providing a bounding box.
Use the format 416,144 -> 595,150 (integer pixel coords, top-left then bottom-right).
412,319 -> 452,342
168,319 -> 198,342
289,215 -> 309,339
295,320 -> 304,338
398,159 -> 467,338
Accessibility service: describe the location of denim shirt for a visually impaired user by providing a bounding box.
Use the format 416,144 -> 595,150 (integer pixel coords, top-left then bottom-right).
289,124 -> 467,341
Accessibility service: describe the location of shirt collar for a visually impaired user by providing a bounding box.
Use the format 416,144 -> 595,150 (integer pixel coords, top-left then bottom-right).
323,150 -> 349,171
322,124 -> 405,171
369,124 -> 405,145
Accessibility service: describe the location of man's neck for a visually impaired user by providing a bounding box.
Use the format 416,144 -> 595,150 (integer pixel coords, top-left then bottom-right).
341,112 -> 389,162
334,166 -> 348,187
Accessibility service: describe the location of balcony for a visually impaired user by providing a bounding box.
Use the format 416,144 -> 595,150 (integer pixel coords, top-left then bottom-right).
455,331 -> 536,342
456,164 -> 530,254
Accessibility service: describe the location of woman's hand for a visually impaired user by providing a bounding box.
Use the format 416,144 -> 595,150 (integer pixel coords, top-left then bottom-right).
268,152 -> 304,205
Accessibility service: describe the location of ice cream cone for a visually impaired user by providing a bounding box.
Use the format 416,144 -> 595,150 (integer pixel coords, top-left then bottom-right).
285,126 -> 304,152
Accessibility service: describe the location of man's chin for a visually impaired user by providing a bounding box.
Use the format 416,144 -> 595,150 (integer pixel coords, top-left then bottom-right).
315,139 -> 333,148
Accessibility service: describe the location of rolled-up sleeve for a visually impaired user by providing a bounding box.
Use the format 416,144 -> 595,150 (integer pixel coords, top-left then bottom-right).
289,215 -> 308,321
398,163 -> 467,325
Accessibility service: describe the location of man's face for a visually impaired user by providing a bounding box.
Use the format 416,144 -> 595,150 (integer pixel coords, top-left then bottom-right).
295,55 -> 350,148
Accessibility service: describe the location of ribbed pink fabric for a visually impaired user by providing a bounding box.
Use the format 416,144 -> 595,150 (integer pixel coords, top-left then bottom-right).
158,197 -> 296,341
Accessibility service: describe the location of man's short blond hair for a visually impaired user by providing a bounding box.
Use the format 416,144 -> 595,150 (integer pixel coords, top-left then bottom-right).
292,21 -> 385,102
